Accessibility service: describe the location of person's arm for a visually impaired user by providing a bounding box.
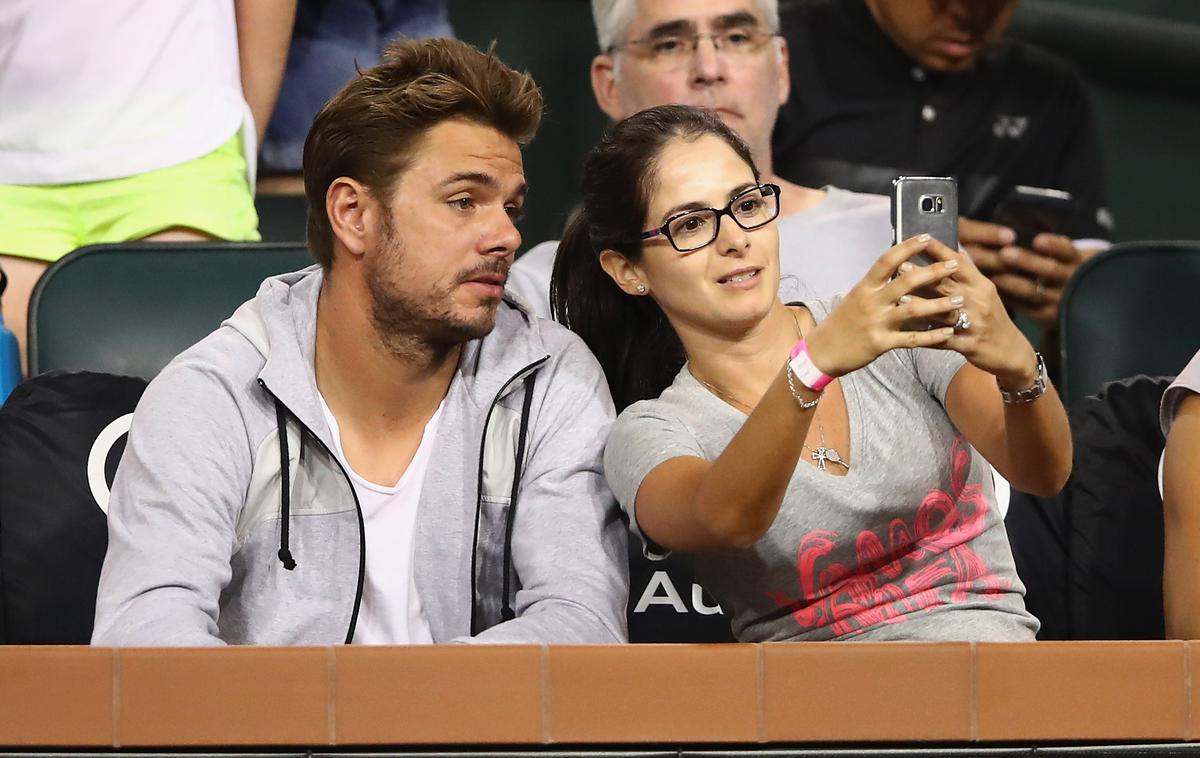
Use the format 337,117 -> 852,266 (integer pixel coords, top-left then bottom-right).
634,236 -> 963,553
234,0 -> 297,145
1163,393 -> 1200,639
91,365 -> 253,646
928,242 -> 1073,496
944,361 -> 1071,496
464,336 -> 628,644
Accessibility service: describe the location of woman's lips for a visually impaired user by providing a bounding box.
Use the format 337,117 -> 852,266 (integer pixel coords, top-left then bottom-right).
717,267 -> 762,289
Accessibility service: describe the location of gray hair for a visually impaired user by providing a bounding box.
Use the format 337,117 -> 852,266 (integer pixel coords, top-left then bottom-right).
592,0 -> 780,52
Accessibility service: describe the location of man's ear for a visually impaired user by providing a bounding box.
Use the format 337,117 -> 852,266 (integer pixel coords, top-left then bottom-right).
326,177 -> 374,262
775,36 -> 791,105
591,54 -> 625,121
599,248 -> 650,296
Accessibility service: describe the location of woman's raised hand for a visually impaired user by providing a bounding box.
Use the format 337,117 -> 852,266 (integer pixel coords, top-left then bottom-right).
919,237 -> 1040,391
804,234 -> 965,378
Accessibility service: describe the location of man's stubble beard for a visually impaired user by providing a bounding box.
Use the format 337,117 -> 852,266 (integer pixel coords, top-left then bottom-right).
365,213 -> 505,364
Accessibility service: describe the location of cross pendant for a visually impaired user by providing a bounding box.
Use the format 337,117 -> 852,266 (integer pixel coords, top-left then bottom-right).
811,446 -> 849,472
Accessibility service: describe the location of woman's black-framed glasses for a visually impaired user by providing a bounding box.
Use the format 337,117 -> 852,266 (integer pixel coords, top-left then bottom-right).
640,183 -> 781,254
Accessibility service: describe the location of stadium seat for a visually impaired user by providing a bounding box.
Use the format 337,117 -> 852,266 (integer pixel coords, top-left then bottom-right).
1059,241 -> 1200,407
28,242 -> 313,378
254,193 -> 308,243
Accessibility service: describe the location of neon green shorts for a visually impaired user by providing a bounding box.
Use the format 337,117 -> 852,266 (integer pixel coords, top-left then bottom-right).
0,132 -> 261,262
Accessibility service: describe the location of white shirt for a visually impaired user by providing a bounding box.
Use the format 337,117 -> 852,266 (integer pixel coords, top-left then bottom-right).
319,394 -> 439,645
0,0 -> 249,184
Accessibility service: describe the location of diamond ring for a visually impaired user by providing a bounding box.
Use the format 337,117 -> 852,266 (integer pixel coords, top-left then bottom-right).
954,309 -> 971,331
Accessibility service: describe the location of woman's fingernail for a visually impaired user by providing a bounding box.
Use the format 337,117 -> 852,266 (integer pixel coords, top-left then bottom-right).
942,327 -> 956,337
898,262 -> 913,273
899,295 -> 912,304
918,233 -> 932,242
951,295 -> 964,305
999,227 -> 1016,245
1001,246 -> 1020,261
944,259 -> 959,270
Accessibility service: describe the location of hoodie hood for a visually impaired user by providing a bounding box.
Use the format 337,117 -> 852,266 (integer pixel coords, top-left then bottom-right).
223,265 -> 552,448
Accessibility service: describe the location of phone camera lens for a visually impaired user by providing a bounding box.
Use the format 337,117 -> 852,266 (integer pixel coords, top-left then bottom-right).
919,195 -> 944,213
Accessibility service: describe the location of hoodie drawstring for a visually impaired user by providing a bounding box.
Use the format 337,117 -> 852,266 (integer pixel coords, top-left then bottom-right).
274,399 -> 297,570
499,373 -> 537,621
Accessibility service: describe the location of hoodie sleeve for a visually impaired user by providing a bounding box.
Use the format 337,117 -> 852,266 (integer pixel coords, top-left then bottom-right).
464,333 -> 629,644
91,359 -> 253,646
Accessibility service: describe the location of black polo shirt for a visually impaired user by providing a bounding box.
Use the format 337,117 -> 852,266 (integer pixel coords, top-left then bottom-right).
772,0 -> 1112,238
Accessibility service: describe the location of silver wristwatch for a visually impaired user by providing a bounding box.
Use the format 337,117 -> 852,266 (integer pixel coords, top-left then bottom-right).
999,352 -> 1047,404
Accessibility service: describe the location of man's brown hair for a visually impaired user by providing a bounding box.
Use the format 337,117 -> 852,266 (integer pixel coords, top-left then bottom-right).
302,37 -> 544,269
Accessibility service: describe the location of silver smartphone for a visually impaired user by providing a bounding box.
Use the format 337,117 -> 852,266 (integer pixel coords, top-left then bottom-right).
891,176 -> 958,266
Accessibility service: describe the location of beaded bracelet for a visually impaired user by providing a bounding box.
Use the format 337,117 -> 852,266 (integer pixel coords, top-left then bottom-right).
785,364 -> 821,410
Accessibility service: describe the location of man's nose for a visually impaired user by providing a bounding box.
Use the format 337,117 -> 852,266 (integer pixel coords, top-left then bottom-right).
947,0 -> 1004,34
482,207 -> 521,256
689,35 -> 725,84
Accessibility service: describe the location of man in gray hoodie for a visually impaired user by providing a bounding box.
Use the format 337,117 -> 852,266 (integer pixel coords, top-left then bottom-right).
91,37 -> 629,646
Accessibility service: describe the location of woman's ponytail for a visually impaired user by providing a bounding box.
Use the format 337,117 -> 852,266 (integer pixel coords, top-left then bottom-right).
552,209 -> 683,412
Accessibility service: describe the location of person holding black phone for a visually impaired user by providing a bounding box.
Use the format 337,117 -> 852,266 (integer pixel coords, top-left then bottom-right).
961,186 -> 1105,332
770,0 -> 1112,332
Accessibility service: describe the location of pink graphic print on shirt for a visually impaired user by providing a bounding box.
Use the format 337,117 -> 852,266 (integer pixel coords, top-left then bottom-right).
766,436 -> 1011,637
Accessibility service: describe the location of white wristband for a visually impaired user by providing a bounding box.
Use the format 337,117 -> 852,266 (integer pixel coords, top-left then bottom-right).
787,339 -> 832,392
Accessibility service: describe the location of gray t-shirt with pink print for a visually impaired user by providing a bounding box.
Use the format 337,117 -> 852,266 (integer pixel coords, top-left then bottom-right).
604,300 -> 1039,642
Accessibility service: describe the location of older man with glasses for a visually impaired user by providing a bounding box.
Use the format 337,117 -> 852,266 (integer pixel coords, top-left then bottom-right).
508,0 -> 893,320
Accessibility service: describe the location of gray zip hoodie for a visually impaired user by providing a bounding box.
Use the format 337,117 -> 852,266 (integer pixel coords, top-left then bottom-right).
91,267 -> 628,645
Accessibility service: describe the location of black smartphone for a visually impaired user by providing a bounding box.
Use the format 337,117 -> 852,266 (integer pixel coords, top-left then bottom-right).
991,185 -> 1076,249
891,176 -> 959,267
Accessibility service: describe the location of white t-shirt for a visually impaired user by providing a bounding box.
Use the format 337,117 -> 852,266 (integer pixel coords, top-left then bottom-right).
0,0 -> 249,185
506,186 -> 892,319
319,394 -> 439,645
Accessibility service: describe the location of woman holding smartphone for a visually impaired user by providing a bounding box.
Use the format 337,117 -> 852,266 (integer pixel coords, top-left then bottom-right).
552,105 -> 1071,642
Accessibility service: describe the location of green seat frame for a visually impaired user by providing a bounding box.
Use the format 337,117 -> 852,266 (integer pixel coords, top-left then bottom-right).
28,243 -> 313,379
1059,241 -> 1200,406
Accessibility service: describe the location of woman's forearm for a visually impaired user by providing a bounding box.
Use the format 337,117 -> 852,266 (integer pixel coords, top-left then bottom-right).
946,362 -> 1072,498
689,367 -> 818,549
998,381 -> 1073,496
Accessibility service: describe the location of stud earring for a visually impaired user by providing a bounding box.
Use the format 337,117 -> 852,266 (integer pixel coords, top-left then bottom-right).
636,283 -> 647,294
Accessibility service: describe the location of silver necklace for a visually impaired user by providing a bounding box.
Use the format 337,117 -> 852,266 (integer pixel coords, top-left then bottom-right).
690,307 -> 849,473
806,427 -> 850,473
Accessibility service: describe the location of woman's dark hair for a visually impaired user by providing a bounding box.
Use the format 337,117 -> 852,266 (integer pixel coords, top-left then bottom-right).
551,104 -> 760,411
